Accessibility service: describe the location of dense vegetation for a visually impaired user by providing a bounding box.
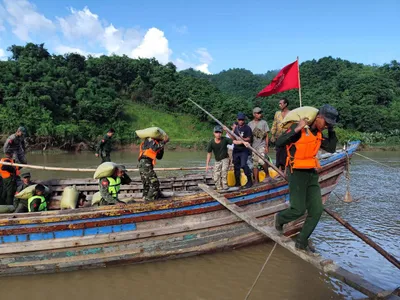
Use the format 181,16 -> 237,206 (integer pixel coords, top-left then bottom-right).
0,43 -> 399,150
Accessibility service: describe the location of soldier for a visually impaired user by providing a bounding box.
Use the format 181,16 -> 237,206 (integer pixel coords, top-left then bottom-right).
95,128 -> 115,163
98,165 -> 132,206
274,104 -> 339,252
14,172 -> 35,213
0,151 -> 20,205
28,184 -> 47,212
138,135 -> 169,201
248,107 -> 271,183
3,127 -> 27,164
206,125 -> 233,191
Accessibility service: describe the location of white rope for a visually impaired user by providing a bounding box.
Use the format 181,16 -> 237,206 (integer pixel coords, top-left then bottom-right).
354,152 -> 397,169
244,242 -> 277,300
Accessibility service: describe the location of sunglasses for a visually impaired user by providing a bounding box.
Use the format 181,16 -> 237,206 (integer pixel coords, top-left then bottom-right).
214,131 -> 222,133
255,112 -> 263,114
237,119 -> 244,121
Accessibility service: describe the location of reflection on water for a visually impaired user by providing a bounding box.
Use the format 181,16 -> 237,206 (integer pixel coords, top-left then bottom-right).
1,150 -> 399,299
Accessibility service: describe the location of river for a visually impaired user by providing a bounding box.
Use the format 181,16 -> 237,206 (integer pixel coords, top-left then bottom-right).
1,150 -> 399,299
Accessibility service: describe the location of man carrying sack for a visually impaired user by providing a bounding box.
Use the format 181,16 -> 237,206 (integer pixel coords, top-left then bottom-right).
274,104 -> 339,252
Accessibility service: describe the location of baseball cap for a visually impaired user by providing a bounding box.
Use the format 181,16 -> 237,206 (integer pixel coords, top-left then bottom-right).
237,112 -> 246,120
214,125 -> 223,132
319,104 -> 339,125
17,126 -> 27,134
116,165 -> 127,172
253,107 -> 262,113
21,172 -> 31,178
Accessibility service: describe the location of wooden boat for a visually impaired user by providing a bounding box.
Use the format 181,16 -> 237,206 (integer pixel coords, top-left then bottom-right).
0,141 -> 360,277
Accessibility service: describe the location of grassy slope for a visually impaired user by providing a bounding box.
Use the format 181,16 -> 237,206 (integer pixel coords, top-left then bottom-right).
125,102 -> 213,149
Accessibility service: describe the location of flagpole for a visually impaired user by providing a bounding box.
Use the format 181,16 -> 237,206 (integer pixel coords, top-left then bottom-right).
297,56 -> 302,107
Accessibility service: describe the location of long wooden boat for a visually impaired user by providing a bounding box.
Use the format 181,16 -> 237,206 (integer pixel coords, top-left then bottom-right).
0,141 -> 360,277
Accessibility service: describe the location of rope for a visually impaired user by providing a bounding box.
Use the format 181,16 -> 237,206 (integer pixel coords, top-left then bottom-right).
354,152 -> 397,169
244,242 -> 277,300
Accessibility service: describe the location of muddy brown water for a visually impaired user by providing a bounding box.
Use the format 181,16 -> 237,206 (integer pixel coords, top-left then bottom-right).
1,150 -> 399,299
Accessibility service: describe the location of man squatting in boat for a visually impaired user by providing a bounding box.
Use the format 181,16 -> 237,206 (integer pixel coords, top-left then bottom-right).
99,165 -> 132,205
274,104 -> 339,252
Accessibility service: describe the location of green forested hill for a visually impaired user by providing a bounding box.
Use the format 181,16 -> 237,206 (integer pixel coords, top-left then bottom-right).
0,43 -> 399,149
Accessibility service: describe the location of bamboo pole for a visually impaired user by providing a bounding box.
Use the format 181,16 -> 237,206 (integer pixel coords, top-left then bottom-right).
0,161 -> 211,172
189,98 -> 400,271
297,56 -> 302,107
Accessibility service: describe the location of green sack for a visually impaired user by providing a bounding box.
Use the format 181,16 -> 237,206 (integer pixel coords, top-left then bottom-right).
281,106 -> 319,129
91,191 -> 102,206
0,205 -> 15,214
15,184 -> 50,200
60,185 -> 79,209
135,127 -> 167,140
93,162 -> 117,179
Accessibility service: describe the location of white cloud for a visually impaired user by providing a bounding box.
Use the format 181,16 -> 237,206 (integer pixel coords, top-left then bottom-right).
173,25 -> 188,34
54,45 -> 103,57
174,48 -> 213,74
195,63 -> 211,75
131,28 -> 172,64
57,6 -> 103,41
2,0 -> 55,41
0,48 -> 7,60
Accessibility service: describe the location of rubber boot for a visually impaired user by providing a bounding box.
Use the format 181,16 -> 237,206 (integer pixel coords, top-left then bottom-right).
234,175 -> 241,187
244,175 -> 253,189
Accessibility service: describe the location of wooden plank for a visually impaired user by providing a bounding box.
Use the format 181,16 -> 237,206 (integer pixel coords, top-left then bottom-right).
198,183 -> 397,299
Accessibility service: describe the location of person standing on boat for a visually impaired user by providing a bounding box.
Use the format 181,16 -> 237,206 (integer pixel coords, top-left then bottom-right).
248,107 -> 270,183
3,127 -> 27,164
99,165 -> 132,205
95,128 -> 115,163
0,151 -> 20,205
274,104 -> 339,252
28,184 -> 47,212
270,98 -> 291,171
206,125 -> 233,191
14,172 -> 35,212
138,135 -> 169,201
228,113 -> 253,189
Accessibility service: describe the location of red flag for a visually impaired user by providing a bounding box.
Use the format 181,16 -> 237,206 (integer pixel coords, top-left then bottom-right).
257,60 -> 299,97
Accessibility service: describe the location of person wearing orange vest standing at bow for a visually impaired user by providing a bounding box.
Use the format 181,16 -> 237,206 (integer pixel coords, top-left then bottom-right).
0,151 -> 21,205
138,135 -> 169,201
274,104 -> 339,253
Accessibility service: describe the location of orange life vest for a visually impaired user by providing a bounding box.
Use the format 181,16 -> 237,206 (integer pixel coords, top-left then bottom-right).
286,128 -> 322,172
0,157 -> 20,179
138,139 -> 161,166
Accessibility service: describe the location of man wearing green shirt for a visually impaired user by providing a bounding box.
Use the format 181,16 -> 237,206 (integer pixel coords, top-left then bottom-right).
95,128 -> 115,163
206,125 -> 233,191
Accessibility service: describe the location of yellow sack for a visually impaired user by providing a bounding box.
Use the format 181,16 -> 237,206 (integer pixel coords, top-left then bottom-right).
259,169 -> 279,181
93,162 -> 117,179
281,106 -> 319,129
15,184 -> 50,200
135,127 -> 167,140
60,186 -> 79,209
227,170 -> 247,187
91,192 -> 102,206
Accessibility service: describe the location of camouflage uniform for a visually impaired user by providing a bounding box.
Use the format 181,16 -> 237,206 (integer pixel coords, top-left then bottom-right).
138,138 -> 166,201
96,134 -> 113,163
3,133 -> 27,164
213,158 -> 230,190
14,181 -> 35,212
98,173 -> 132,205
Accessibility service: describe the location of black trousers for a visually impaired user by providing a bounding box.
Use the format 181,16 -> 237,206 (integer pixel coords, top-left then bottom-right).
233,150 -> 251,184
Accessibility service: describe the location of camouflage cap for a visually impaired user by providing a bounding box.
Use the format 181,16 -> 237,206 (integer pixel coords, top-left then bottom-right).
319,104 -> 339,125
214,125 -> 223,132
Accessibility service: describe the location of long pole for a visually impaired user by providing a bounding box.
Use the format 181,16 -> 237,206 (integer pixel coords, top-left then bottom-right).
189,98 -> 400,271
188,98 -> 286,178
297,56 -> 302,107
0,161 -> 212,172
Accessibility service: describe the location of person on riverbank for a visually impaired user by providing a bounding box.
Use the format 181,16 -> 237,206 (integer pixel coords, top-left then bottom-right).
0,151 -> 20,205
28,184 -> 47,212
206,125 -> 233,191
3,127 -> 27,164
14,172 -> 35,212
270,98 -> 291,171
138,135 -> 169,201
274,104 -> 339,252
95,128 -> 115,163
228,113 -> 253,188
99,165 -> 132,205
248,107 -> 270,183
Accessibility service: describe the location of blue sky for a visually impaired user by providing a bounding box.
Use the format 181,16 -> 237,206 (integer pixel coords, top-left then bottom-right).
0,0 -> 399,74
